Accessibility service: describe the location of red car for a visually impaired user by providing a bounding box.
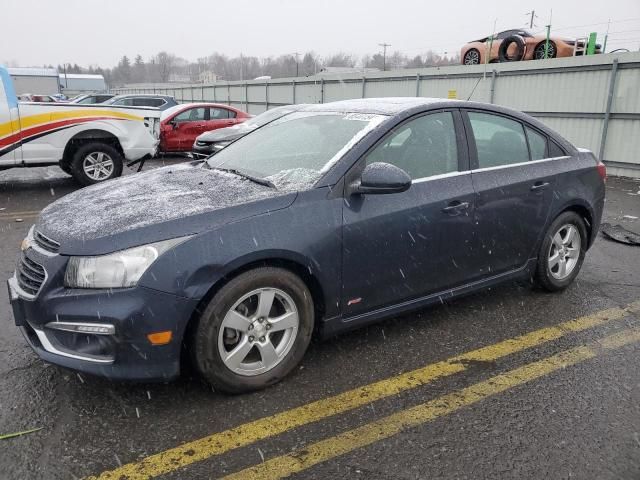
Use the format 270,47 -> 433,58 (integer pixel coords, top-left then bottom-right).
159,103 -> 250,153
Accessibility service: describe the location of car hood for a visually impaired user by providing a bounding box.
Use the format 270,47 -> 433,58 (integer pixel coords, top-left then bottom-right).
36,163 -> 296,255
197,124 -> 254,143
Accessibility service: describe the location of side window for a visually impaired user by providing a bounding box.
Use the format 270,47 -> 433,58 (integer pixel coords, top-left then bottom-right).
210,108 -> 234,119
365,111 -> 459,179
114,98 -> 134,106
525,126 -> 547,160
174,108 -> 206,122
468,112 -> 529,168
133,97 -> 165,107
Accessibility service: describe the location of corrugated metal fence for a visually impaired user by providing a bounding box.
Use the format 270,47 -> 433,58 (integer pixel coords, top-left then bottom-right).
113,52 -> 640,177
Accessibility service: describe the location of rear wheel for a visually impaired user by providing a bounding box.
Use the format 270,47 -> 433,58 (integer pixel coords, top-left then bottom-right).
192,267 -> 314,393
463,49 -> 481,65
70,142 -> 123,186
534,211 -> 587,291
534,41 -> 557,60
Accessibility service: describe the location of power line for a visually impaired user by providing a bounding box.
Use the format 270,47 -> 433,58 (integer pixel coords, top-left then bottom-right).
378,43 -> 391,71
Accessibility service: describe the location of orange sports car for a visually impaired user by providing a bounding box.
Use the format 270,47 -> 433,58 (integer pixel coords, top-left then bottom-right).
461,29 -> 601,65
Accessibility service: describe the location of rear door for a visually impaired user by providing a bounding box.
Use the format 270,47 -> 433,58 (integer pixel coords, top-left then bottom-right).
342,110 -> 478,317
205,107 -> 237,132
463,109 -> 557,276
0,67 -> 20,166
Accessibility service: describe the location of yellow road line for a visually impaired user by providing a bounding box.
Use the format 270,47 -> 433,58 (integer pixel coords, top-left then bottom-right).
89,302 -> 639,480
224,326 -> 640,480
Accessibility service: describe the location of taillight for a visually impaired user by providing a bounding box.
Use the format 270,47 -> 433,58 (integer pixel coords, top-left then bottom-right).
596,161 -> 606,181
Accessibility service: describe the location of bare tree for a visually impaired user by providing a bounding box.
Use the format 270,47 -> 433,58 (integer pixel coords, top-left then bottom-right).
154,51 -> 177,82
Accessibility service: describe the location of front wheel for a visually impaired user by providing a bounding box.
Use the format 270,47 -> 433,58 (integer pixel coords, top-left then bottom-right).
192,267 -> 314,393
463,49 -> 480,65
70,142 -> 123,186
534,211 -> 587,292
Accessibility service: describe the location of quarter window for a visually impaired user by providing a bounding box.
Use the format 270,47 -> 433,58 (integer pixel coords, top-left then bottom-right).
468,112 -> 529,168
549,140 -> 566,158
365,112 -> 459,179
526,127 -> 547,160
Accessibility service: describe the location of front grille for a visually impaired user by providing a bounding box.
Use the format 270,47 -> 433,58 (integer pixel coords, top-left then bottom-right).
17,253 -> 46,296
34,230 -> 60,253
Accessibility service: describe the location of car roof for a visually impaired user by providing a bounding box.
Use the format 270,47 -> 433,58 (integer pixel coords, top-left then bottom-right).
160,102 -> 239,120
108,94 -> 175,100
300,97 -> 461,115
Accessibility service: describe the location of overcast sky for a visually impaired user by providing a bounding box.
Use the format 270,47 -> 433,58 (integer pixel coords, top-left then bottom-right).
2,0 -> 639,67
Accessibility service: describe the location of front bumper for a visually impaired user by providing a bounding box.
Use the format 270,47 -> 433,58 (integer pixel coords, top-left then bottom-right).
191,143 -> 216,158
8,268 -> 199,382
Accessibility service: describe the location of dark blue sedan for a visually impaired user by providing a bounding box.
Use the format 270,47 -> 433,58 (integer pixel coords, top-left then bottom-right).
8,98 -> 606,392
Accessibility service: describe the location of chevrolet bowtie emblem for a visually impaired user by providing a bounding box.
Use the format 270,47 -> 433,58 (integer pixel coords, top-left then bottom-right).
21,238 -> 31,251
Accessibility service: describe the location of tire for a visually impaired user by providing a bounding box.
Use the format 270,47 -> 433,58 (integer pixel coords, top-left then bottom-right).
498,35 -> 526,62
58,161 -> 72,175
70,142 -> 123,186
534,211 -> 588,292
533,41 -> 557,60
463,49 -> 481,65
192,267 -> 314,393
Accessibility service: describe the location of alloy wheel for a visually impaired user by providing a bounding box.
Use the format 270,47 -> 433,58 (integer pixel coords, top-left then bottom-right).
534,43 -> 556,60
218,287 -> 299,376
548,224 -> 581,280
83,152 -> 115,180
464,50 -> 480,65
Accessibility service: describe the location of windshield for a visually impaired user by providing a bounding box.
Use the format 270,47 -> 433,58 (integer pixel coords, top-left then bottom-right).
244,106 -> 295,128
207,111 -> 385,189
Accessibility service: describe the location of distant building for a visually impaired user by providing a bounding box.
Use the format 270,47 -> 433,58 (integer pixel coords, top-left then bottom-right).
168,73 -> 191,83
8,67 -> 60,95
59,73 -> 106,95
198,70 -> 218,83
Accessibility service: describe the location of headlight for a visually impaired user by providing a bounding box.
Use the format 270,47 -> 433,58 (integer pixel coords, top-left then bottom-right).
64,237 -> 188,289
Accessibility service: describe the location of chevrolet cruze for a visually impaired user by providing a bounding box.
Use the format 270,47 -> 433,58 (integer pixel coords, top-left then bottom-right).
8,98 -> 606,393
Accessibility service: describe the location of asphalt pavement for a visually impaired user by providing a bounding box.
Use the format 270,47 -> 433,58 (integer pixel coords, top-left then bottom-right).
0,160 -> 638,480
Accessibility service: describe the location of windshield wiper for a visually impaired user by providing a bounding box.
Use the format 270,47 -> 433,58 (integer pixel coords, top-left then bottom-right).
211,167 -> 276,188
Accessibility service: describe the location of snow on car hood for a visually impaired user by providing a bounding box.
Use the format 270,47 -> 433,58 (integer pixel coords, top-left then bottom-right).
197,123 -> 253,142
36,163 -> 296,255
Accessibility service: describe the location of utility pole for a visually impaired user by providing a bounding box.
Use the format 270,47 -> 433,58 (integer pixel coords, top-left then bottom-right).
292,52 -> 301,77
525,10 -> 537,29
378,43 -> 391,71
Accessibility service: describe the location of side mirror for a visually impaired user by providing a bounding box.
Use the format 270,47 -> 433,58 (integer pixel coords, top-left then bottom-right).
169,120 -> 178,129
352,162 -> 412,195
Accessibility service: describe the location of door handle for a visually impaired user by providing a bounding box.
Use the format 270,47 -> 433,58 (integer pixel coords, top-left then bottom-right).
530,181 -> 550,191
442,201 -> 470,214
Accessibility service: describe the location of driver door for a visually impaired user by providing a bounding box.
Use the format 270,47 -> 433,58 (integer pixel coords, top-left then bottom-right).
164,107 -> 207,151
341,110 -> 478,317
